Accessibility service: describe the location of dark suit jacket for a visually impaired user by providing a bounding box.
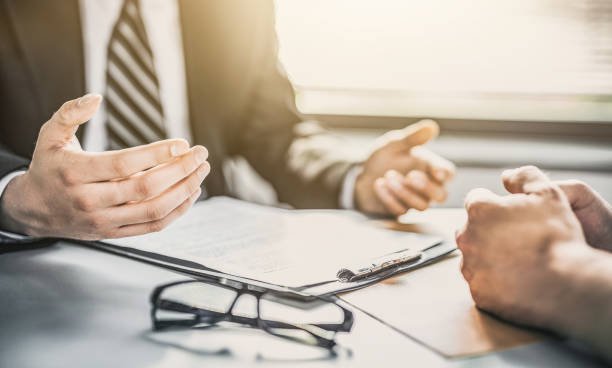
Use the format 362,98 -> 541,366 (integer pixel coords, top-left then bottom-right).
0,0 -> 359,209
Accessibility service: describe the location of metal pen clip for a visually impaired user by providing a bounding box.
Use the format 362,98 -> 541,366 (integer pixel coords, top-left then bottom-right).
336,248 -> 422,282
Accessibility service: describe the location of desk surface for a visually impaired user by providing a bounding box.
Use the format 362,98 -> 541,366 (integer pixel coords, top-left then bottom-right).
0,209 -> 606,368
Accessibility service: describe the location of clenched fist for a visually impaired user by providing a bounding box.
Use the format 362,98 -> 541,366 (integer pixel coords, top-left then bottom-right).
457,166 -> 612,362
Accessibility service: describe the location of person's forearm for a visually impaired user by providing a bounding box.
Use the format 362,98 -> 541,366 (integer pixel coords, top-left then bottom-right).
555,246 -> 612,361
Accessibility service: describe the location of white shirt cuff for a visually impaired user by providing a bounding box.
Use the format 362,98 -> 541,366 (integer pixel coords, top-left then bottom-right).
0,170 -> 30,240
0,170 -> 26,200
339,165 -> 363,210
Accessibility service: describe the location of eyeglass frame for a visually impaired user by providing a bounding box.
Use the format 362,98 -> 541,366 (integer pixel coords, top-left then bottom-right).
150,277 -> 354,351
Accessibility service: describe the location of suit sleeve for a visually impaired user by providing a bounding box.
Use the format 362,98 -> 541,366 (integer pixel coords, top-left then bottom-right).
235,5 -> 363,209
0,143 -> 29,237
0,144 -> 29,179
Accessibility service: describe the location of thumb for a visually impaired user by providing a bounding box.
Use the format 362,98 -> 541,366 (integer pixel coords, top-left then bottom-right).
40,94 -> 102,147
379,119 -> 439,152
502,165 -> 563,198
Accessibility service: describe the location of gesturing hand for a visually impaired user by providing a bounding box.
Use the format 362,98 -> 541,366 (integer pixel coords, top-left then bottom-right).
456,166 -> 592,331
354,120 -> 455,216
504,173 -> 612,252
0,94 -> 210,240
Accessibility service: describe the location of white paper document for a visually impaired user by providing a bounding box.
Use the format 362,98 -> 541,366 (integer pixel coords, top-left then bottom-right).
104,197 -> 441,287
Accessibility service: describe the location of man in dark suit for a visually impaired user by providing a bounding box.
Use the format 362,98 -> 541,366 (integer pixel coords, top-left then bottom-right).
0,0 -> 455,240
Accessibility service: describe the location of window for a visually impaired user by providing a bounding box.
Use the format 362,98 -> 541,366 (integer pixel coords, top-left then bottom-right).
275,0 -> 612,123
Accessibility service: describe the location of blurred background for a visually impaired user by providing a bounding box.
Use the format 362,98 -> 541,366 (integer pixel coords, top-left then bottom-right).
229,0 -> 612,208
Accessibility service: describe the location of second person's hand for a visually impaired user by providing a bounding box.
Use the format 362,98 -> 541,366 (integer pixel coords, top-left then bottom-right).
354,120 -> 455,216
503,169 -> 612,252
457,166 -> 591,331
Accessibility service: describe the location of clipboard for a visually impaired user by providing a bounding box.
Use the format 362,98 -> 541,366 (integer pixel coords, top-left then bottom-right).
86,239 -> 456,299
2,223 -> 456,299
3,197 -> 457,299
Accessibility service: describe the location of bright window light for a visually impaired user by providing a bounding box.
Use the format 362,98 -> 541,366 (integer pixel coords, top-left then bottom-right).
275,0 -> 612,122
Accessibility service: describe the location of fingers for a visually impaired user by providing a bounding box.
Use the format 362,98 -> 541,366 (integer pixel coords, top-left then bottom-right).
399,119 -> 440,147
41,94 -> 102,147
404,170 -> 447,202
111,188 -> 201,238
383,170 -> 429,211
460,188 -> 502,235
502,166 -> 568,203
374,178 -> 409,216
374,169 -> 450,216
68,139 -> 196,183
106,162 -> 207,226
107,160 -> 207,226
502,165 -> 546,193
459,188 -> 503,270
410,146 -> 456,182
94,147 -> 209,206
464,188 -> 503,217
378,119 -> 439,152
502,165 -> 553,194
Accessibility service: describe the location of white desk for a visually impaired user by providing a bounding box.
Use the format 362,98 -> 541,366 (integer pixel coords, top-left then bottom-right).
0,209 -> 606,367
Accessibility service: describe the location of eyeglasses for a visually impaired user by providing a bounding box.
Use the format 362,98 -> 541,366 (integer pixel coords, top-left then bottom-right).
150,278 -> 354,355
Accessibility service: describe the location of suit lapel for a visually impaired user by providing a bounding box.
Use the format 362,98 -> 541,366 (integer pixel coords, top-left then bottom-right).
5,0 -> 85,139
178,0 -> 229,195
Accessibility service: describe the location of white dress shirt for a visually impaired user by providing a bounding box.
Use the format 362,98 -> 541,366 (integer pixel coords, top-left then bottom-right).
80,0 -> 191,151
0,0 -> 357,211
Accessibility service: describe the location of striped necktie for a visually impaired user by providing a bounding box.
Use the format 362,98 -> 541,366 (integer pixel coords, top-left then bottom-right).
105,0 -> 166,150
